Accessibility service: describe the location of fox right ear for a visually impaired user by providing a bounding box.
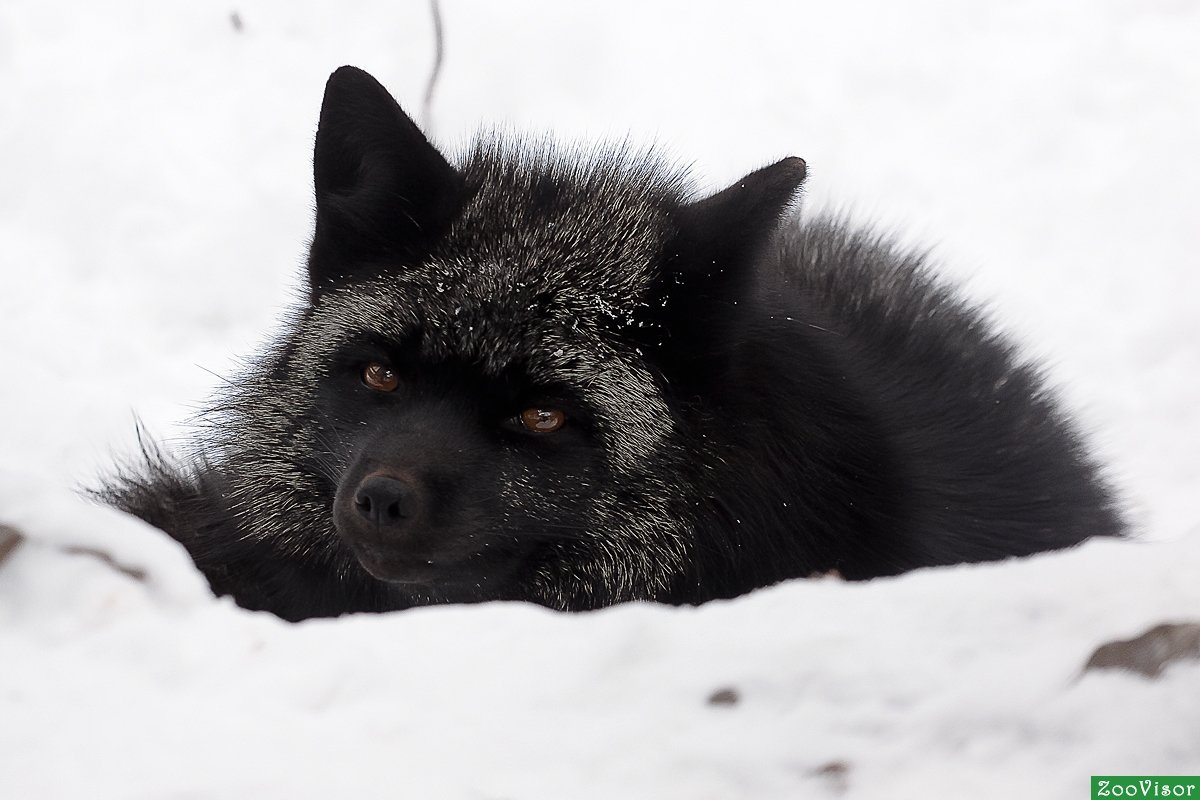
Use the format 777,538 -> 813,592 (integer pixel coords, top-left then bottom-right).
308,66 -> 464,292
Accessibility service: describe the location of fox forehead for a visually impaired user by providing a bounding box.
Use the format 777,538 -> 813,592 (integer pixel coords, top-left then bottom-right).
306,267 -> 648,376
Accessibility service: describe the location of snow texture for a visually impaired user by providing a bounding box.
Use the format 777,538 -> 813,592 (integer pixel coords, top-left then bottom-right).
1,1 -> 1198,796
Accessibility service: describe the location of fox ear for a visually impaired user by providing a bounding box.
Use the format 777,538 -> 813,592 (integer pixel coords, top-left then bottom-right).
633,158 -> 806,375
671,156 -> 807,281
660,156 -> 806,304
308,66 -> 464,292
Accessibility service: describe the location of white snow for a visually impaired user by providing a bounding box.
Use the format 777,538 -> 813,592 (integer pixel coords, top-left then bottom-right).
2,1 -> 1198,796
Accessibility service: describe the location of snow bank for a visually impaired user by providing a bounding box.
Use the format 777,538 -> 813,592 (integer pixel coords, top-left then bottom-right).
2,483 -> 1198,798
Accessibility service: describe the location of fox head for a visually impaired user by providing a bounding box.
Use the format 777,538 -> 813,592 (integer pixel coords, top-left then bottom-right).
214,66 -> 806,609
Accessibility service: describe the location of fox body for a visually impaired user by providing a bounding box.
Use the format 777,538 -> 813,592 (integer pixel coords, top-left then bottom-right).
104,67 -> 1123,621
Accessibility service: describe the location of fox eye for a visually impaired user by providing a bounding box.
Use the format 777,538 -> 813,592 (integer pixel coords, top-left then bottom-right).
519,408 -> 567,433
361,362 -> 399,392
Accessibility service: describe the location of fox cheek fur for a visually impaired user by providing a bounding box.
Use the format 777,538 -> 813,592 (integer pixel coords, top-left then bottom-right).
98,65 -> 1124,621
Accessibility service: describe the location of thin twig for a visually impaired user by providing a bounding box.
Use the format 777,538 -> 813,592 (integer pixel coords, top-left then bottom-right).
421,0 -> 445,133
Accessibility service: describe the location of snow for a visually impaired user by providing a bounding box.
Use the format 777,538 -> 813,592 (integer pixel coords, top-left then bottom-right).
2,1 -> 1198,796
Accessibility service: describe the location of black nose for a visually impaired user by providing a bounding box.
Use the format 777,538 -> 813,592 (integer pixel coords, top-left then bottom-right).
354,474 -> 415,528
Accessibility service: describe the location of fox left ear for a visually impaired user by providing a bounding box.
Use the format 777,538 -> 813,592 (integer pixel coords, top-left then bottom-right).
671,156 -> 807,281
308,66 -> 465,292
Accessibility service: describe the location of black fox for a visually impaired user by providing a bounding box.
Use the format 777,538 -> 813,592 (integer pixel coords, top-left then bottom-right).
102,66 -> 1124,621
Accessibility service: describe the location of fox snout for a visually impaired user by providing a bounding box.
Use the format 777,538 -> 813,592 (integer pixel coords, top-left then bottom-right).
329,405 -> 511,587
333,464 -> 437,581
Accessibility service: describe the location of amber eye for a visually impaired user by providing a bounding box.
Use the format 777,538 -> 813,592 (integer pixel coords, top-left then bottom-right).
361,362 -> 399,392
519,408 -> 567,433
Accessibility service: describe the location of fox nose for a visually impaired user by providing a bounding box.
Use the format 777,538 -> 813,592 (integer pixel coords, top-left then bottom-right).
354,474 -> 415,528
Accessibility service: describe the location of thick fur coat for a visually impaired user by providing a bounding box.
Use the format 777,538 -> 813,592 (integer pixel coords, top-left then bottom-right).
102,67 -> 1124,621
